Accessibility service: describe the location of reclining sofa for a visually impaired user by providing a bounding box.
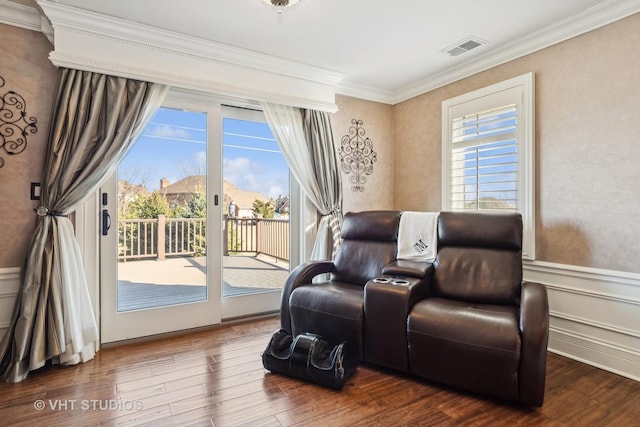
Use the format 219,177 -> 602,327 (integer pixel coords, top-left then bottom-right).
279,210 -> 549,406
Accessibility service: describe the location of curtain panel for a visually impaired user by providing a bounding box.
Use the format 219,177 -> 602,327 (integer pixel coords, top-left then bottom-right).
0,68 -> 167,383
262,103 -> 343,261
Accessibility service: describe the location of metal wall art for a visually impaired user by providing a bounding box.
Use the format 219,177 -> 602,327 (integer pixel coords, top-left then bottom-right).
339,119 -> 377,192
0,75 -> 38,168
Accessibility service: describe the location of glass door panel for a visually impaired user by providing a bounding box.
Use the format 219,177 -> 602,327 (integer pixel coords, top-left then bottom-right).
101,104 -> 220,343
219,107 -> 290,318
100,97 -> 295,341
117,108 -> 208,311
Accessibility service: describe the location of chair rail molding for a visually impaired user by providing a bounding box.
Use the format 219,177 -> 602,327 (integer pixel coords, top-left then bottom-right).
36,0 -> 343,112
524,260 -> 640,382
0,267 -> 21,341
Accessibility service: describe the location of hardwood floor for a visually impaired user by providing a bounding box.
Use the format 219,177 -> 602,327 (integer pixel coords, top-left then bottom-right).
1,317 -> 638,426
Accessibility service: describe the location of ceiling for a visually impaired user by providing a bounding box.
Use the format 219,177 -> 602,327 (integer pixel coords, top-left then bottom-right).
12,0 -> 640,103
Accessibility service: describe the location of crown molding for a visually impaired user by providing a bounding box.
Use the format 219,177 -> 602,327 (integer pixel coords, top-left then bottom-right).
336,80 -> 396,105
391,0 -> 640,104
37,0 -> 342,111
7,0 -> 640,106
37,0 -> 343,88
0,0 -> 41,31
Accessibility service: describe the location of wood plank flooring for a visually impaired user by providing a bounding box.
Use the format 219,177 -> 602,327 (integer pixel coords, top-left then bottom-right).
1,317 -> 639,426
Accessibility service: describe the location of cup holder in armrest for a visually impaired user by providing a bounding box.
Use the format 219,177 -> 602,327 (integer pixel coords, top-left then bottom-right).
372,277 -> 410,286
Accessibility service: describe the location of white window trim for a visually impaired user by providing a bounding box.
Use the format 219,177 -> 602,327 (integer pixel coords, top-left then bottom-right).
442,72 -> 535,260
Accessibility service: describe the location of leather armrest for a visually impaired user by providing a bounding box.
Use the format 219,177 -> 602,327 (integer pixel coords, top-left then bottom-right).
383,260 -> 434,278
518,281 -> 550,407
280,261 -> 334,334
364,273 -> 433,371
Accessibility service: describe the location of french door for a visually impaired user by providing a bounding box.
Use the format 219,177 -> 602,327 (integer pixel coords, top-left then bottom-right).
99,92 -> 295,343
219,106 -> 291,319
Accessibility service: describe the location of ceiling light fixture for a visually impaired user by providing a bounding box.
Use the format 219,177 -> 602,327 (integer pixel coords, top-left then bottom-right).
262,0 -> 302,14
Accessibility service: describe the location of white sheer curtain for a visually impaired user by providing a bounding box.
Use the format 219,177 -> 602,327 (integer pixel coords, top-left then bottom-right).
55,218 -> 99,365
262,102 -> 343,261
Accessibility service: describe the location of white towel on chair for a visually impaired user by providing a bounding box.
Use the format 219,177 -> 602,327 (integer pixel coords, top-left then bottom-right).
397,211 -> 439,262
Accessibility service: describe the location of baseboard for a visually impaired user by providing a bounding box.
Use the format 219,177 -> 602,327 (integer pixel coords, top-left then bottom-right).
0,267 -> 21,341
549,324 -> 640,381
524,260 -> 640,382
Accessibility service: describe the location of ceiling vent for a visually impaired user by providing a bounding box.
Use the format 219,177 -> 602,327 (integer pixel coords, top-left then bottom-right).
441,36 -> 487,57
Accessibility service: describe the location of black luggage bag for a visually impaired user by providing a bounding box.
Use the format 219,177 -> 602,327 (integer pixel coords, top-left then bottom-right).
262,329 -> 357,390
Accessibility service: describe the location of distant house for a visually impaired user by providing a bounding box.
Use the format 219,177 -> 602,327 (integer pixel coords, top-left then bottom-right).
159,175 -> 267,218
222,180 -> 268,218
159,176 -> 206,209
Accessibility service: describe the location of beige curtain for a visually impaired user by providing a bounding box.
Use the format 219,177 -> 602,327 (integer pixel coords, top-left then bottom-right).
262,103 -> 343,260
0,68 -> 168,383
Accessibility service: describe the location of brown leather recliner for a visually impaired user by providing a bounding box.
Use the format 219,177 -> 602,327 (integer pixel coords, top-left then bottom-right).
279,210 -> 403,359
407,212 -> 549,406
278,210 -> 549,406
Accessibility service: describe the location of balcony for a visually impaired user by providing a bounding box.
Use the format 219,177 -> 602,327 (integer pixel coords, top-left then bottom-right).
116,215 -> 289,311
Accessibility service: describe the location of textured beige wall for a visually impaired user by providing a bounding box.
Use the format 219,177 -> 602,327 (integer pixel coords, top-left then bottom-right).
0,24 -> 57,268
3,12 -> 639,274
393,13 -> 640,273
332,94 -> 394,214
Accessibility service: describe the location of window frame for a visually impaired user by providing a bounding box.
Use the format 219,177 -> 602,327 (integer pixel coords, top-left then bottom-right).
442,72 -> 535,260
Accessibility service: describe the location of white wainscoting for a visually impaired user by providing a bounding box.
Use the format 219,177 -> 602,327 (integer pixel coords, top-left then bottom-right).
2,262 -> 639,381
524,260 -> 640,382
0,267 -> 21,342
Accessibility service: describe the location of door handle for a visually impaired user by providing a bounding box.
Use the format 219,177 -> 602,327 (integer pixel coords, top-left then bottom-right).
102,209 -> 111,236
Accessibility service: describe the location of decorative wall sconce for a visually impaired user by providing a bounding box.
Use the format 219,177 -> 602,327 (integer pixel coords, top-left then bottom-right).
0,75 -> 38,168
339,119 -> 377,192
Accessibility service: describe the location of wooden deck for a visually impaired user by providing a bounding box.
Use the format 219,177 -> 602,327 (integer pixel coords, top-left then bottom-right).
117,255 -> 288,312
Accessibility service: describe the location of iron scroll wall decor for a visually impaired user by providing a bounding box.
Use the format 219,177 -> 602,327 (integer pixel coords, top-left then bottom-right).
339,119 -> 377,192
0,75 -> 38,168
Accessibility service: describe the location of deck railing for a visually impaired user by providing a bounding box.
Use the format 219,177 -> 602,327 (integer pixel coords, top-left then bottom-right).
119,218 -> 158,260
256,218 -> 289,262
119,215 -> 289,262
223,216 -> 290,262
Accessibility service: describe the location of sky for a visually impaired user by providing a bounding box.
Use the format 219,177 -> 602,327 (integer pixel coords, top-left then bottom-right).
118,107 -> 289,199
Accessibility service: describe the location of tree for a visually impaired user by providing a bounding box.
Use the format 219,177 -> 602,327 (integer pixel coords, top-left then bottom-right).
252,199 -> 275,219
178,192 -> 207,256
176,191 -> 206,218
465,197 -> 514,211
117,167 -> 151,216
119,192 -> 171,258
124,192 -> 171,219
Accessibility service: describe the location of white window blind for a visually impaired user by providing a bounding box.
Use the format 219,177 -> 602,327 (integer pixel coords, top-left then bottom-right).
442,73 -> 535,259
450,104 -> 518,211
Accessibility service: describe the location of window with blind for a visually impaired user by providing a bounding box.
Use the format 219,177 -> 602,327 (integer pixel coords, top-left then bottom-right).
451,104 -> 518,211
442,73 -> 535,259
